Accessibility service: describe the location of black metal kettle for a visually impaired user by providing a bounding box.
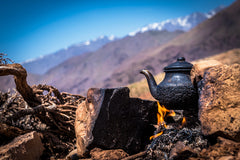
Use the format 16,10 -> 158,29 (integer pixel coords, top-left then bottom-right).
140,57 -> 197,110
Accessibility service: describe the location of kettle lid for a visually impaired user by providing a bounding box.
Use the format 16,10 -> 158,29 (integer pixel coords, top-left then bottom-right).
164,57 -> 193,72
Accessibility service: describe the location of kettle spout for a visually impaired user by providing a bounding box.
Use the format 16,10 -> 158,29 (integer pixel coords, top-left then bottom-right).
140,69 -> 158,99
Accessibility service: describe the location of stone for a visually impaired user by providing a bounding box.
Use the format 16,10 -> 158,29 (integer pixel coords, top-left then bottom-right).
0,131 -> 44,160
75,87 -> 157,156
192,137 -> 240,160
90,148 -> 128,160
65,149 -> 79,160
218,155 -> 234,160
198,64 -> 240,141
191,59 -> 222,84
169,141 -> 186,159
75,88 -> 105,157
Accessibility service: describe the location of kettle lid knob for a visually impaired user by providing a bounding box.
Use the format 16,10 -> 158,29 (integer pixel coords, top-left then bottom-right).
177,57 -> 185,62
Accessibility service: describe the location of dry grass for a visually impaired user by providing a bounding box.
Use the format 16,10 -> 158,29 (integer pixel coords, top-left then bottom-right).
128,48 -> 240,100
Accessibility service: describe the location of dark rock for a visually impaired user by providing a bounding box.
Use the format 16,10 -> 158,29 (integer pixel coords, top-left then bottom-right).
198,64 -> 240,141
85,87 -> 157,154
0,131 -> 44,160
90,148 -> 129,160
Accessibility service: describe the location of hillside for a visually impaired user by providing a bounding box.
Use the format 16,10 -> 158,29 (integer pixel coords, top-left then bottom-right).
41,30 -> 184,94
22,36 -> 114,75
128,48 -> 240,100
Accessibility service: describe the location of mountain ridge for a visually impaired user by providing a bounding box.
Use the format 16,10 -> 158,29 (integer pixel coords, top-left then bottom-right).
129,6 -> 225,36
41,30 -> 184,94
22,35 -> 116,74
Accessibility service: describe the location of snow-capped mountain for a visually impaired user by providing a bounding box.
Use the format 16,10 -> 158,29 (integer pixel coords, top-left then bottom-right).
129,6 -> 225,36
22,35 -> 116,74
22,6 -> 224,75
72,35 -> 116,48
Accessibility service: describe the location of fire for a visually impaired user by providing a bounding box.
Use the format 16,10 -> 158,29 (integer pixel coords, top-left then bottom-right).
157,101 -> 168,128
167,110 -> 176,117
150,102 -> 176,140
181,117 -> 186,126
149,131 -> 163,141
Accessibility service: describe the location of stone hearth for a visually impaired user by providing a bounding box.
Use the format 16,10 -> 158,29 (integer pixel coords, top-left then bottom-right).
72,62 -> 240,160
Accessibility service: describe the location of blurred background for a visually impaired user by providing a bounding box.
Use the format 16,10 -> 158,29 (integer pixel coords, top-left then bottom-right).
1,0 -> 239,98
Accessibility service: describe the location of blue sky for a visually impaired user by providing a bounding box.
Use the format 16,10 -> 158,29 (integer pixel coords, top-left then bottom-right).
0,0 -> 235,63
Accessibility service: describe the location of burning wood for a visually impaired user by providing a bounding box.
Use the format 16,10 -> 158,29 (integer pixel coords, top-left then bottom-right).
150,101 -> 176,140
146,101 -> 207,159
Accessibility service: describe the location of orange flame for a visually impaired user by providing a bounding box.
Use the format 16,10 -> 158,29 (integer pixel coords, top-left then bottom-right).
150,102 -> 176,140
149,131 -> 163,140
167,110 -> 176,117
181,117 -> 186,126
157,101 -> 168,127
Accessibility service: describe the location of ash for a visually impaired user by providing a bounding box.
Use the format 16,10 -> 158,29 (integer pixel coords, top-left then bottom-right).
145,125 -> 208,160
